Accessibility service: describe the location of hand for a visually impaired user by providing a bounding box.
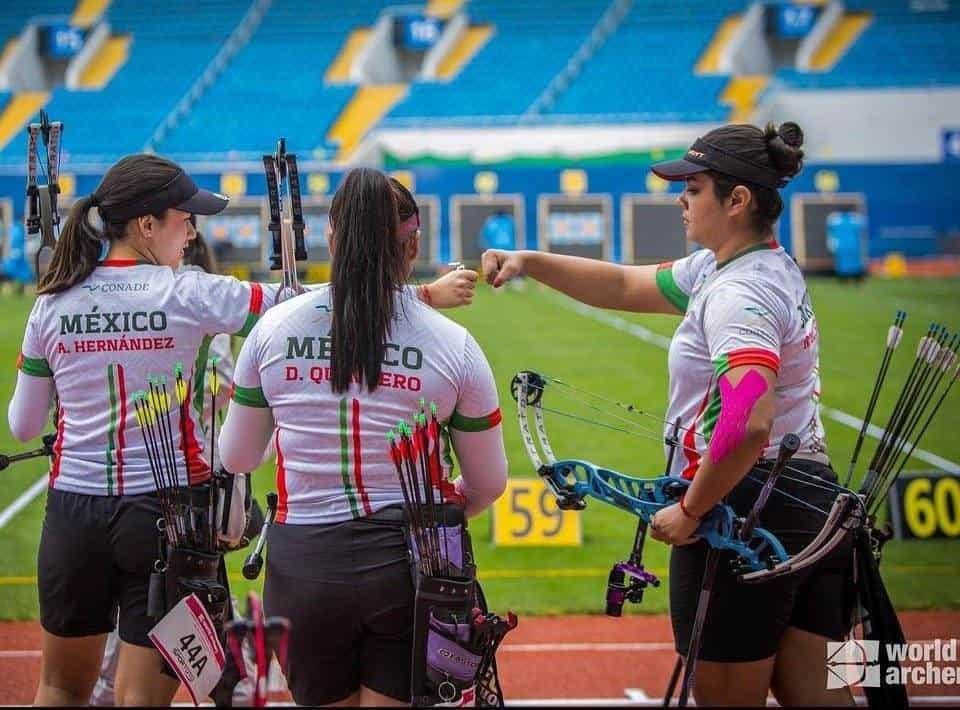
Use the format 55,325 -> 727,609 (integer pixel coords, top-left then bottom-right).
649,503 -> 700,546
481,249 -> 526,288
425,267 -> 478,308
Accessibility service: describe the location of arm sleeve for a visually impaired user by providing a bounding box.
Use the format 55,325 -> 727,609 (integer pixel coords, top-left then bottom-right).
654,249 -> 714,314
8,372 -> 55,442
9,301 -> 56,441
449,332 -> 508,517
194,272 -> 272,337
218,321 -> 274,473
702,281 -> 786,377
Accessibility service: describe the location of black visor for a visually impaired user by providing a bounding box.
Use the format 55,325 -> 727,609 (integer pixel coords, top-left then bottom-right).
651,138 -> 786,190
104,170 -> 229,223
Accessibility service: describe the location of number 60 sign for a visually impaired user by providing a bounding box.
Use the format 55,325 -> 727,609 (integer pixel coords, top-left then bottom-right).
491,478 -> 582,547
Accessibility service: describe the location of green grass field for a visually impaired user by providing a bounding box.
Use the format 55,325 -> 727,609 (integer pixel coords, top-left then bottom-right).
0,276 -> 958,620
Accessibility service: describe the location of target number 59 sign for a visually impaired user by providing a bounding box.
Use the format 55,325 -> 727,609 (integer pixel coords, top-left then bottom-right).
492,479 -> 581,546
889,472 -> 960,539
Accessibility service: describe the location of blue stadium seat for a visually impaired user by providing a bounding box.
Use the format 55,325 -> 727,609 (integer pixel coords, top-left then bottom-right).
158,1 -> 388,156
385,0 -> 609,125
0,0 -> 250,162
777,1 -> 960,89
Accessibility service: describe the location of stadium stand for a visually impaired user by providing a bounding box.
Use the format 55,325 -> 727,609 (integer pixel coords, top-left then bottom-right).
384,0 -> 610,126
157,2 -> 388,158
0,0 -> 249,162
777,1 -> 960,89
0,1 -> 956,159
544,2 -> 746,122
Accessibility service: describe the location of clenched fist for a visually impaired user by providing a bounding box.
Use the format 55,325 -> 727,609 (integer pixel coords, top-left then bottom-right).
426,267 -> 478,308
481,249 -> 527,288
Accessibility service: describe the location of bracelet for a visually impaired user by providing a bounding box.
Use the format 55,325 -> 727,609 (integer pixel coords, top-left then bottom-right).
679,494 -> 702,521
418,284 -> 433,307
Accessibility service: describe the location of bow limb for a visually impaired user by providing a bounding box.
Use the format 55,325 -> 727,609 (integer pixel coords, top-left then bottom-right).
739,492 -> 862,583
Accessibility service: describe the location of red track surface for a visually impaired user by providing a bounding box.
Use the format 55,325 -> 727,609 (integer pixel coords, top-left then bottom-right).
1,611 -> 958,705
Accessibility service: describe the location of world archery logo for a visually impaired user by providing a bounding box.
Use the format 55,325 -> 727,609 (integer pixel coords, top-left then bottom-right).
826,640 -> 881,689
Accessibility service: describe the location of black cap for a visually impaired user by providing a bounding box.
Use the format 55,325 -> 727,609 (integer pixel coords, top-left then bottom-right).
103,170 -> 229,223
652,138 -> 786,190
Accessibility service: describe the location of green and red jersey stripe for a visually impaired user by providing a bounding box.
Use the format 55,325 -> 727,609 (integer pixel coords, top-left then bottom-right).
352,398 -> 372,515
449,408 -> 502,432
49,404 -> 65,487
180,380 -> 211,485
17,352 -> 52,377
681,389 -> 711,479
275,429 -> 288,523
338,398 -> 361,518
655,262 -> 690,313
714,347 -> 781,378
235,283 -> 265,337
105,364 -> 128,495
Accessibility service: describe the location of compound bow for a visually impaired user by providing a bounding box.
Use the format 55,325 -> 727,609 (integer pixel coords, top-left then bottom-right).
511,371 -> 863,584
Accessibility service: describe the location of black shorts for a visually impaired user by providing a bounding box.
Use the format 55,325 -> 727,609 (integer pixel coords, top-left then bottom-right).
38,487 -> 163,647
670,459 -> 855,663
264,506 -> 415,705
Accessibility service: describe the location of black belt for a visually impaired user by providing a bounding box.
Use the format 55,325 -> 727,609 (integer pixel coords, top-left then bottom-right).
373,503 -> 466,528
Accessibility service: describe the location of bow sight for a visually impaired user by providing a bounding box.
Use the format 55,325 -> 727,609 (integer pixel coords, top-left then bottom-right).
262,138 -> 306,304
25,111 -> 63,280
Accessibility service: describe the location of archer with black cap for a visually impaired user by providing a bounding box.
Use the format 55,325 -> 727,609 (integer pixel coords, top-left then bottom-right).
483,123 -> 855,706
6,153 -> 276,706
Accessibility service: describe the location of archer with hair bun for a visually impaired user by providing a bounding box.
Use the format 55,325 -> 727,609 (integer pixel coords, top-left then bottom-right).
482,121 -> 856,706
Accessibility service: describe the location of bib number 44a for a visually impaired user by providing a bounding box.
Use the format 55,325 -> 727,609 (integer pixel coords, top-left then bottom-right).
149,594 -> 226,706
178,633 -> 208,677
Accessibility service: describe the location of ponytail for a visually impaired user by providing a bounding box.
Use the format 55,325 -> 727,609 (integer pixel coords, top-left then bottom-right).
37,195 -> 104,294
329,168 -> 405,393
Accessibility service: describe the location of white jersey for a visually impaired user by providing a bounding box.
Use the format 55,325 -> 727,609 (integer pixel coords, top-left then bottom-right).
655,242 -> 827,478
17,259 -> 275,495
231,285 -> 501,525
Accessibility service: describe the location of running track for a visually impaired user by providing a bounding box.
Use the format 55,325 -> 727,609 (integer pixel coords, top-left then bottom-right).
1,611 -> 958,705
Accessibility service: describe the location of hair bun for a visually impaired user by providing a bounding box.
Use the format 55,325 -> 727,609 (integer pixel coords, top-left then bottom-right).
764,121 -> 805,180
777,121 -> 804,149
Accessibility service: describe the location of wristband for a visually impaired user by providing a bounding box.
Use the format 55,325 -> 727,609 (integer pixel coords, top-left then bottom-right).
418,284 -> 433,307
679,494 -> 702,521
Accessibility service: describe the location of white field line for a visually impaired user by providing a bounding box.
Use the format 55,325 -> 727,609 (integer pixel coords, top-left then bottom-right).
553,296 -> 960,474
501,642 -> 674,652
0,474 -> 47,531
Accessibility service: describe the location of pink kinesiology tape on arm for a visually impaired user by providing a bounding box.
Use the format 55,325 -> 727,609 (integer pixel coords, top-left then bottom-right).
708,370 -> 769,463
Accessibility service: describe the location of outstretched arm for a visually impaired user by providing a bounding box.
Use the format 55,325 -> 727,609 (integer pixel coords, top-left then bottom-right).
481,249 -> 679,314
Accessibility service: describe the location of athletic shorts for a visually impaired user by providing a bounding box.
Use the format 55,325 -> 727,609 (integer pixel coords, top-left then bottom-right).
264,506 -> 415,705
670,459 -> 855,663
38,488 -> 163,647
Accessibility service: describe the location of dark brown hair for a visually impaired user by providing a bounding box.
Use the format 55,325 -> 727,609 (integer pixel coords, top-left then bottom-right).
704,122 -> 804,236
328,168 -> 405,393
182,218 -> 218,274
389,177 -> 418,224
38,154 -> 181,294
